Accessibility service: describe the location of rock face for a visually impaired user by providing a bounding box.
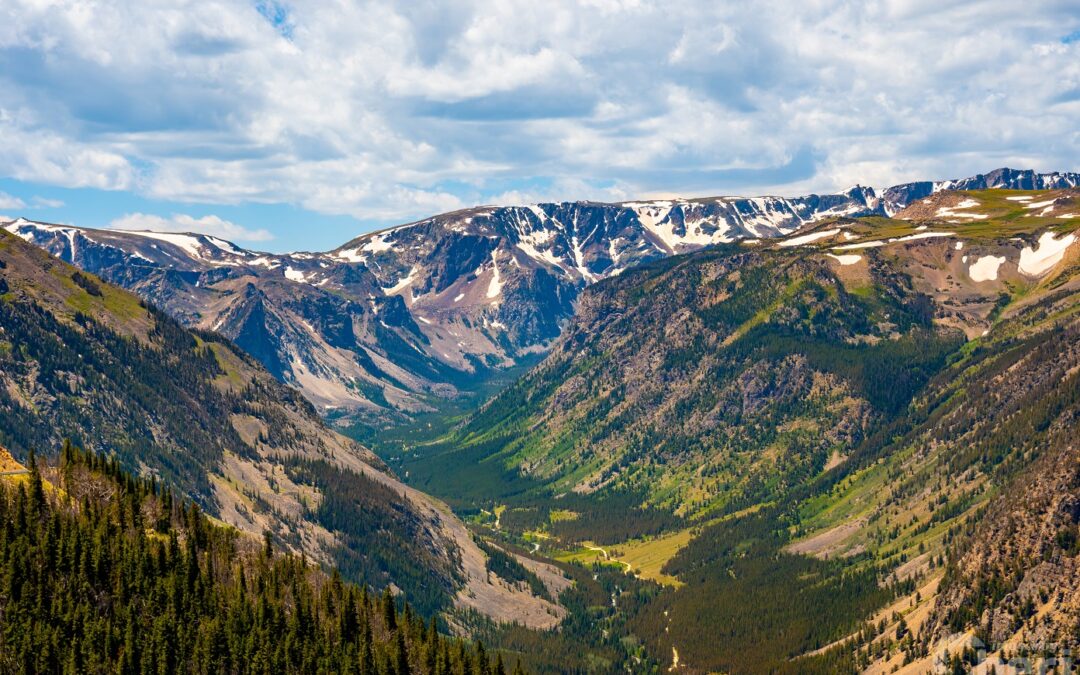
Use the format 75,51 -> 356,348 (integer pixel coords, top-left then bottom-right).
0,228 -> 564,622
5,168 -> 1077,426
881,167 -> 1080,215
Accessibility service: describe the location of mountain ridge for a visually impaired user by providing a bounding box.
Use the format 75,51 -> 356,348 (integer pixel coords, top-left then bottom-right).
5,167 -> 1076,432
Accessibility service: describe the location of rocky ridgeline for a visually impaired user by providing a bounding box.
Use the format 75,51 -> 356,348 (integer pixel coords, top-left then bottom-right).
5,168 -> 1077,426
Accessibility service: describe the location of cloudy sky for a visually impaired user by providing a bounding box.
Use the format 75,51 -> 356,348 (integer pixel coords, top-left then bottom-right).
1,0 -> 1078,251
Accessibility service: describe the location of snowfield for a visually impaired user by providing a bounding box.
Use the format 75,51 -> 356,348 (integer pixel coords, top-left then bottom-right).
283,266 -> 307,283
835,240 -> 887,250
968,255 -> 1006,282
779,228 -> 841,247
1018,231 -> 1076,276
827,253 -> 862,266
893,231 -> 956,242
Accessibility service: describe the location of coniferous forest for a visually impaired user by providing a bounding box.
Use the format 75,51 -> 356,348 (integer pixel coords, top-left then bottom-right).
0,443 -> 519,675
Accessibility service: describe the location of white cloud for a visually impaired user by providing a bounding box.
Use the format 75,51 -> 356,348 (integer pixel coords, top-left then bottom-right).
0,192 -> 64,210
107,212 -> 274,242
0,0 -> 1076,223
0,192 -> 26,209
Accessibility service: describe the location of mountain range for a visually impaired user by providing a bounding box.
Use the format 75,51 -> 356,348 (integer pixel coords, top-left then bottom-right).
0,227 -> 564,624
3,166 -> 1080,672
6,167 -> 1077,435
395,184 -> 1080,672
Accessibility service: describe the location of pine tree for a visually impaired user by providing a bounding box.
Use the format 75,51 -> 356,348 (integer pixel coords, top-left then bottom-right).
27,447 -> 46,516
395,630 -> 411,675
382,587 -> 397,632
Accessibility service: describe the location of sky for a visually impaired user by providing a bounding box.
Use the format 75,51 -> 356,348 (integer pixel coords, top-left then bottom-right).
1,0 -> 1078,253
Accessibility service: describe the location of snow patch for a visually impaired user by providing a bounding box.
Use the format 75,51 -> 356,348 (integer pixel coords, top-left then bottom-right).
361,233 -> 395,253
1018,231 -> 1076,276
335,248 -> 366,263
206,236 -> 247,255
111,230 -> 206,258
1024,199 -> 1056,210
486,251 -> 503,299
516,240 -> 565,269
827,253 -> 862,266
283,266 -> 307,283
382,266 -> 418,294
893,231 -> 956,242
934,204 -> 987,220
968,255 -> 1006,282
835,240 -> 886,250
248,257 -> 281,269
779,227 -> 841,247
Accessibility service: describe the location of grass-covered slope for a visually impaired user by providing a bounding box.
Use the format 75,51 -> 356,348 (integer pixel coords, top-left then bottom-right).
785,225 -> 1080,672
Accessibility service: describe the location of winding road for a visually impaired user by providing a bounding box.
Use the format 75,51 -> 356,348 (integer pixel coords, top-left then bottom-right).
583,544 -> 634,573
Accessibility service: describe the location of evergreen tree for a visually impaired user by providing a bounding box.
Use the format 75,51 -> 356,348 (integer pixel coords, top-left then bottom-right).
0,444 -> 519,675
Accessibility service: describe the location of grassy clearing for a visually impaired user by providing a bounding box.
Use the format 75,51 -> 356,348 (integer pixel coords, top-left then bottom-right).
209,342 -> 247,390
548,508 -> 578,523
553,518 -> 731,588
606,528 -> 695,587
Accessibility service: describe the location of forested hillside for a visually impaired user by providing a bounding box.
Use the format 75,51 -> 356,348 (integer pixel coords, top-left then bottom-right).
0,443 -> 520,674
0,229 -> 562,622
393,190 -> 1080,672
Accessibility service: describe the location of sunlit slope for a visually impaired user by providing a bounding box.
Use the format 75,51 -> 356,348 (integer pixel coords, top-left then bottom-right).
0,229 -> 564,621
403,190 -> 1078,525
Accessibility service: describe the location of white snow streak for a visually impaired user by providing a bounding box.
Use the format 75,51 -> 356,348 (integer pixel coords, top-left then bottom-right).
779,228 -> 841,247
1018,231 -> 1076,276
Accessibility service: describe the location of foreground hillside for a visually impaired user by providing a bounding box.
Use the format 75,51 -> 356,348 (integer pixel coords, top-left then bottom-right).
0,229 -> 562,623
7,169 -> 1075,436
398,189 -> 1080,672
0,444 -> 519,674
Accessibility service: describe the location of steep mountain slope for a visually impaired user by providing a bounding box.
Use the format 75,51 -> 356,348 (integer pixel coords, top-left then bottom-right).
0,229 -> 563,622
0,446 -> 518,674
0,222 -> 459,430
404,190 -> 1078,517
392,189 -> 1080,672
8,169 -> 1072,432
778,206 -> 1080,673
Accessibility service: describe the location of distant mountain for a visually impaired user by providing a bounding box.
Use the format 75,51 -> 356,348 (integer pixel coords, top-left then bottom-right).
5,168 -> 1076,430
881,167 -> 1080,215
0,228 -> 564,622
